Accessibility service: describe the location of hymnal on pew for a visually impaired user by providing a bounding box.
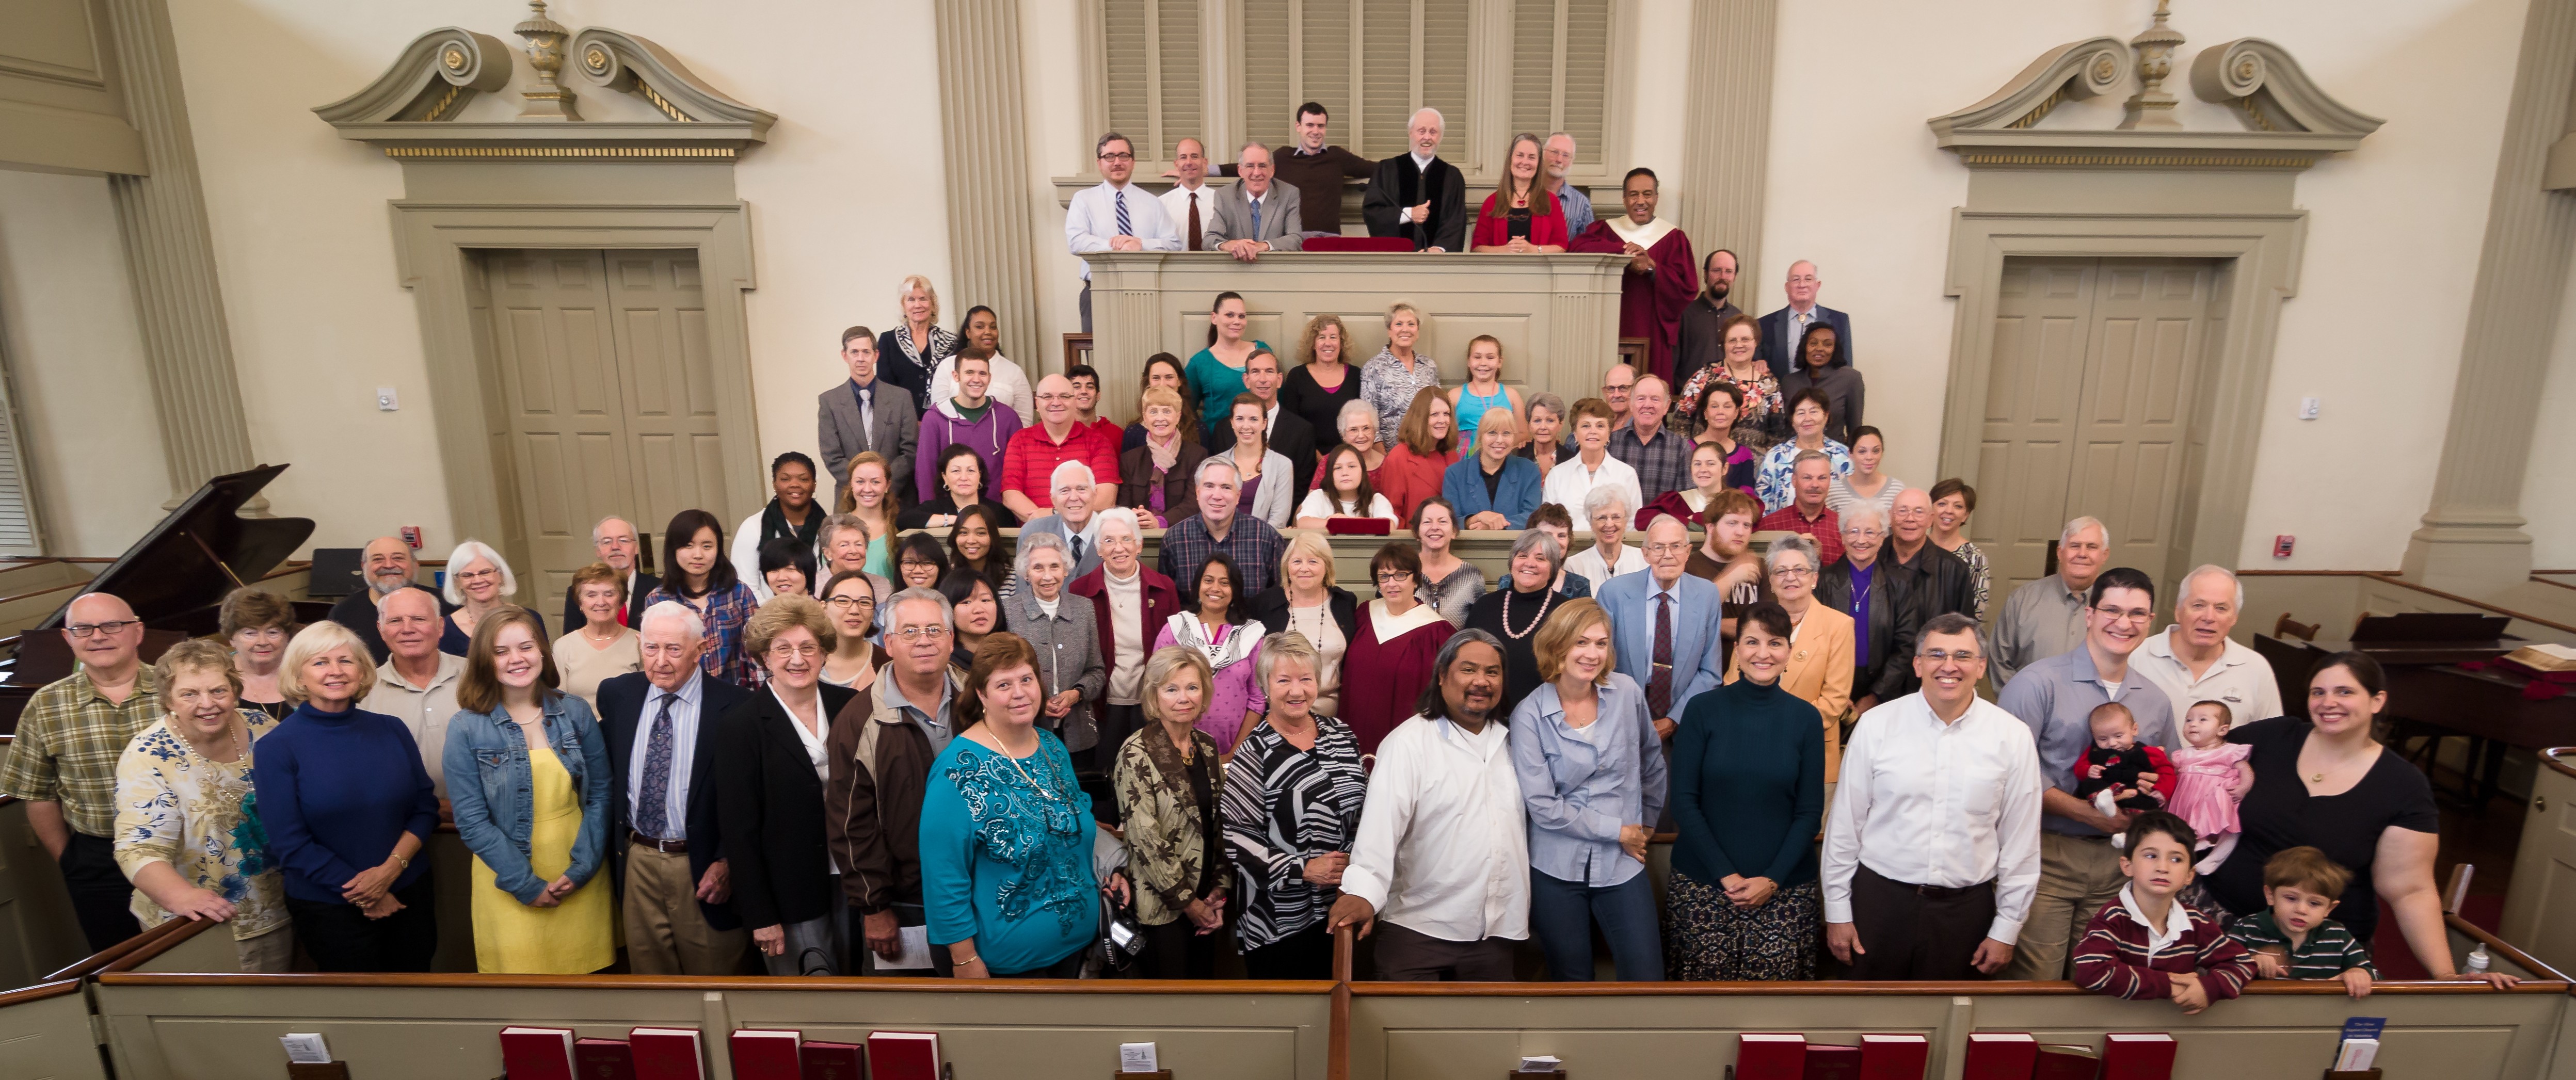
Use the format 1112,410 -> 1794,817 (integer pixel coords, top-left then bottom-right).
2031,1043 -> 2100,1080
868,1030 -> 943,1080
2101,1033 -> 2175,1080
799,1040 -> 865,1080
575,1038 -> 635,1080
1960,1033 -> 2037,1080
728,1029 -> 802,1080
628,1027 -> 703,1080
1802,1042 -> 1861,1080
498,1027 -> 578,1080
1730,1033 -> 1806,1080
1858,1034 -> 1929,1079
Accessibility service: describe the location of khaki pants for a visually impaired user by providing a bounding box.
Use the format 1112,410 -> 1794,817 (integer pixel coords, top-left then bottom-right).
2004,832 -> 2124,981
622,845 -> 750,976
235,924 -> 294,973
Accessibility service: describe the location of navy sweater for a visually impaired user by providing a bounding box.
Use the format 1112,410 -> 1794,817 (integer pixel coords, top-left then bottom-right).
1669,676 -> 1826,886
251,702 -> 438,904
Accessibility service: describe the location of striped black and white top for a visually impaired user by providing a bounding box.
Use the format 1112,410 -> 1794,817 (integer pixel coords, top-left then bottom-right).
1220,716 -> 1368,953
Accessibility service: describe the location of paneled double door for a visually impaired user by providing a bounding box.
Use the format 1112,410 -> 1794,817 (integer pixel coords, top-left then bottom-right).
469,249 -> 729,605
1973,257 -> 2225,603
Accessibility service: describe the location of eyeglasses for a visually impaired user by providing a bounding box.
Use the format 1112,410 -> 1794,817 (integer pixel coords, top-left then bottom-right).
2093,605 -> 2154,624
453,568 -> 500,582
824,595 -> 875,611
1921,649 -> 1983,664
67,620 -> 141,638
890,625 -> 952,640
1842,527 -> 1885,539
1098,151 -> 1135,162
766,642 -> 823,659
1642,542 -> 1691,555
1374,571 -> 1415,583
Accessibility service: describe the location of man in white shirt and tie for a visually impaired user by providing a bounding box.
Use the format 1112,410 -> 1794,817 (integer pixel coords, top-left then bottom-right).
1329,631 -> 1528,979
1066,132 -> 1182,331
601,602 -> 756,975
1823,612 -> 2044,980
1158,138 -> 1220,252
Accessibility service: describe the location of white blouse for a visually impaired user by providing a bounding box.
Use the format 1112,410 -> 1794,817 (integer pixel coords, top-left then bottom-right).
1297,489 -> 1398,522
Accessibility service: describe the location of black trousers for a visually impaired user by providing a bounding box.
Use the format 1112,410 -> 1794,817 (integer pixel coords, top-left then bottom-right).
61,830 -> 142,953
1139,917 -> 1220,979
1371,922 -> 1516,981
1243,923 -> 1335,980
287,874 -> 439,973
1844,863 -> 1996,981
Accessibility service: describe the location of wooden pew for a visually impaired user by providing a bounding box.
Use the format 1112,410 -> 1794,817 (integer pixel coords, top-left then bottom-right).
0,979 -> 107,1080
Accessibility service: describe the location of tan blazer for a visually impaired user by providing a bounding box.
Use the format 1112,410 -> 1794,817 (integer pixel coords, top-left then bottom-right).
1726,603 -> 1855,780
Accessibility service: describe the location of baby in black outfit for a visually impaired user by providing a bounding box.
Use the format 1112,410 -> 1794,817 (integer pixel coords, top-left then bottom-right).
2074,701 -> 2173,817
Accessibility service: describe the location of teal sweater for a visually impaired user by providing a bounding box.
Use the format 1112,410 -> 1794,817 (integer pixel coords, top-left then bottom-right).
920,731 -> 1099,974
1669,678 -> 1826,886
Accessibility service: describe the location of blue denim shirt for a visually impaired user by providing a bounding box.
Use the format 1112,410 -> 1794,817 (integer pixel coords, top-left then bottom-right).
442,692 -> 612,904
1506,672 -> 1670,886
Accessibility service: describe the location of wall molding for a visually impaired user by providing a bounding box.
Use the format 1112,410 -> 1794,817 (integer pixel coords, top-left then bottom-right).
1677,0 -> 1775,291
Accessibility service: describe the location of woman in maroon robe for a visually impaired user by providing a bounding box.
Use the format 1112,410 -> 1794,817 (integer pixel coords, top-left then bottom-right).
1337,542 -> 1457,757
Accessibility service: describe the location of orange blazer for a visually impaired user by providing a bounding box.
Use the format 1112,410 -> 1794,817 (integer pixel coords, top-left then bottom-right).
1727,603 -> 1855,780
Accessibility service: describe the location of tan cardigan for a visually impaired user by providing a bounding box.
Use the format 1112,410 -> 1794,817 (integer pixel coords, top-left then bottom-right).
1726,603 -> 1856,780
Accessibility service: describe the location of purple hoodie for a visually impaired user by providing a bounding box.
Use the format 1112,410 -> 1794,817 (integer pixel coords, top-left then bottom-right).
916,394 -> 1025,502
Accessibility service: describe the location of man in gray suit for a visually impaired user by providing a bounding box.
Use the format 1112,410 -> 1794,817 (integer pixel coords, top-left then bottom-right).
819,326 -> 920,492
1205,141 -> 1306,263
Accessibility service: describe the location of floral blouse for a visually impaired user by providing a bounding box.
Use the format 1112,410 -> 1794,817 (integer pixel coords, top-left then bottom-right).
1753,438 -> 1852,513
1112,725 -> 1229,927
113,711 -> 286,940
1359,347 -> 1444,445
1678,363 -> 1784,452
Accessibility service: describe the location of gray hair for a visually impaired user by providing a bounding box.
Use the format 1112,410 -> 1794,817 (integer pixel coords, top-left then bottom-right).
1582,484 -> 1631,521
1336,397 -> 1381,434
1049,459 -> 1097,490
884,586 -> 954,634
1525,391 -> 1566,422
638,600 -> 706,641
1420,628 -> 1505,723
1095,131 -> 1133,157
1764,533 -> 1820,574
1015,529 -> 1071,582
2061,515 -> 2107,546
439,540 -> 514,605
1239,139 -> 1269,159
2178,563 -> 2246,609
818,512 -> 870,552
1257,630 -> 1321,685
1194,456 -> 1240,487
590,515 -> 634,545
1545,131 -> 1575,151
1096,507 -> 1142,539
1511,529 -> 1563,573
1410,107 -> 1446,131
1916,611 -> 1989,659
1841,502 -> 1887,535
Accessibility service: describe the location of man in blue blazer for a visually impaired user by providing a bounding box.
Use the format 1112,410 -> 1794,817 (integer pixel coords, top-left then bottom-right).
1756,259 -> 1854,380
1595,515 -> 1727,739
1439,407 -> 1543,529
599,600 -> 755,974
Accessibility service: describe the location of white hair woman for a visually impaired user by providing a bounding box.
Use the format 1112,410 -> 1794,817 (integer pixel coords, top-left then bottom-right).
1564,486 -> 1645,588
440,540 -> 538,656
1219,632 -> 1367,978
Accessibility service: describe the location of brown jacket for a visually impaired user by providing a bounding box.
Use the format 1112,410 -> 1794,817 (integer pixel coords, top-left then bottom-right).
825,664 -> 967,915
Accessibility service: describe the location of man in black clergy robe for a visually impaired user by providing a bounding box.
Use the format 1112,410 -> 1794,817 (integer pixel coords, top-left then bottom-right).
1362,107 -> 1467,252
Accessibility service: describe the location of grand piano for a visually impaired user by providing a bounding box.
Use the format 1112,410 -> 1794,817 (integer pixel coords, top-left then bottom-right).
0,466 -> 313,733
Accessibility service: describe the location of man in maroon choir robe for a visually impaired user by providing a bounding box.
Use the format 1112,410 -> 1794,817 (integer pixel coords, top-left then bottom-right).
1572,168 -> 1697,383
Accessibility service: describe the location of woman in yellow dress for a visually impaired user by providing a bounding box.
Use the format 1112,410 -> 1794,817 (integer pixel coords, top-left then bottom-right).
442,605 -> 615,973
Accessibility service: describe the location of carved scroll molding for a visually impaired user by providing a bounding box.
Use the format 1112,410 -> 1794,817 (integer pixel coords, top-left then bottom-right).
1926,37 -> 2132,136
314,19 -> 773,160
2188,38 -> 2386,138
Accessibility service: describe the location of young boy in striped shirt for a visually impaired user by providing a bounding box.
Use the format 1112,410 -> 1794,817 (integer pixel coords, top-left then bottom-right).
2225,845 -> 2376,997
2071,811 -> 2258,1013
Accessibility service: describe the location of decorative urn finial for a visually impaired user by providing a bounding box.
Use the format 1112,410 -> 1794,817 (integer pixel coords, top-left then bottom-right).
513,0 -> 580,120
2120,0 -> 2185,130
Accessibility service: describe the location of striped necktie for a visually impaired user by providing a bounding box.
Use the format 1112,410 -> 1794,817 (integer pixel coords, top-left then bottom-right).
1115,190 -> 1131,236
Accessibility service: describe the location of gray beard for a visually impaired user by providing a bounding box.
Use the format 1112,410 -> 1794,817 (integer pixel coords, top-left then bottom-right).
368,576 -> 410,598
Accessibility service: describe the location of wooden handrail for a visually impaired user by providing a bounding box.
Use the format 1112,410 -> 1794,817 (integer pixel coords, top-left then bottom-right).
0,578 -> 92,609
45,913 -> 198,981
1330,926 -> 1353,1080
2531,575 -> 2576,593
97,971 -> 1335,992
0,978 -> 82,1009
1343,977 -> 2566,996
2545,747 -> 2576,781
103,912 -> 222,973
2360,572 -> 2576,636
2445,912 -> 2574,984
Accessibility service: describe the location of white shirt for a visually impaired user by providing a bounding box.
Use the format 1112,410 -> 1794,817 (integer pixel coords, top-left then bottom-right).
1297,488 -> 1397,523
1822,692 -> 2045,943
2117,884 -> 2191,962
1564,544 -> 1646,589
1541,454 -> 1645,524
774,685 -> 837,873
1342,714 -> 1530,943
928,354 -> 1036,427
2129,627 -> 2285,729
1066,180 -> 1182,279
626,672 -> 707,841
1160,182 -> 1223,249
1104,569 -> 1146,705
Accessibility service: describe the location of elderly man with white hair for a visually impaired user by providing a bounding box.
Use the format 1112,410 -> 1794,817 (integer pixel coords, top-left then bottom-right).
561,515 -> 662,632
2128,565 -> 2284,727
596,601 -> 756,975
1020,459 -> 1109,579
1991,515 -> 2111,686
0,591 -> 163,949
1816,502 -> 1924,717
1362,107 -> 1466,252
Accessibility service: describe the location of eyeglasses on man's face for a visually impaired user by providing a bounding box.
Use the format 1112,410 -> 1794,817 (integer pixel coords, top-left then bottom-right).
889,625 -> 952,641
67,620 -> 141,638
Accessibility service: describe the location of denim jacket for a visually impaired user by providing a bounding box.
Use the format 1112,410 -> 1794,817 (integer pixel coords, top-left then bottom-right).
443,692 -> 611,905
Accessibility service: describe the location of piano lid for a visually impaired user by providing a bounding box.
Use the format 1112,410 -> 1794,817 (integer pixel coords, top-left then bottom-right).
33,464 -> 314,631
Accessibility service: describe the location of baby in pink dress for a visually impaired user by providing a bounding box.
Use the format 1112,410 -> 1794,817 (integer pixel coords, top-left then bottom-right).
2167,700 -> 2255,874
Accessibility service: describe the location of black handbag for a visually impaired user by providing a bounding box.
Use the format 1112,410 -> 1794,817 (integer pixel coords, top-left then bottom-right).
1096,883 -> 1147,974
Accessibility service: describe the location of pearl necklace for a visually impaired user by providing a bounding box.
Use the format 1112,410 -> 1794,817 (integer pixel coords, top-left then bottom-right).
1500,587 -> 1555,639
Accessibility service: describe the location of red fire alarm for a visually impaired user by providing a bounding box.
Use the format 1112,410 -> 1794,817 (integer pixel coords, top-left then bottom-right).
400,525 -> 423,550
2273,535 -> 2295,558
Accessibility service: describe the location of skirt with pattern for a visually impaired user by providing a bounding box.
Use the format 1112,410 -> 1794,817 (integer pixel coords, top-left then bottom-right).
1663,871 -> 1821,981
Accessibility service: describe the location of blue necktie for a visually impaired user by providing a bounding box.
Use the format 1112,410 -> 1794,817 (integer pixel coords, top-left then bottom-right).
1250,195 -> 1262,238
1115,190 -> 1131,237
636,692 -> 677,839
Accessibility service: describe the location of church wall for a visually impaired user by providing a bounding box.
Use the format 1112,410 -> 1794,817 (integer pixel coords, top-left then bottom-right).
2522,238 -> 2576,570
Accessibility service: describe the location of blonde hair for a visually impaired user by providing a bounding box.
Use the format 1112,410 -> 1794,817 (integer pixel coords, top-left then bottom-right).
1140,646 -> 1214,727
1532,599 -> 1616,685
1256,630 -> 1319,686
278,620 -> 379,705
569,562 -> 627,607
744,593 -> 838,666
1279,529 -> 1336,588
154,638 -> 243,714
1383,301 -> 1421,331
1140,385 -> 1183,416
897,275 -> 940,323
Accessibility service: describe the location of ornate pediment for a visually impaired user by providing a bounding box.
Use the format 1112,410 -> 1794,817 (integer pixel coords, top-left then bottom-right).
313,2 -> 775,160
1927,5 -> 2380,171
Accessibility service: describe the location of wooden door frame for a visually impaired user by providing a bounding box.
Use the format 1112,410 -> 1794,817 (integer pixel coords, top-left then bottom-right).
1938,209 -> 2305,590
389,204 -> 764,608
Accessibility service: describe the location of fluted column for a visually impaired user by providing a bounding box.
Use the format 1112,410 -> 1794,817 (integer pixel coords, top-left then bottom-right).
1677,0 -> 1776,289
2401,0 -> 2576,594
101,0 -> 259,503
934,0 -> 1043,374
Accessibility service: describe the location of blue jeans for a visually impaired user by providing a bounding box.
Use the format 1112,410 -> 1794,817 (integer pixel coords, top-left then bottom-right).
1529,868 -> 1663,981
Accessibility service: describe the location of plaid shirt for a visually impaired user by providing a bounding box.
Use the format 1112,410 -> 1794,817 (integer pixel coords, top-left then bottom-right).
2071,886 -> 2258,1002
1609,424 -> 1691,499
645,581 -> 764,689
1156,512 -> 1284,606
0,666 -> 165,836
2226,909 -> 2375,979
1758,504 -> 1845,566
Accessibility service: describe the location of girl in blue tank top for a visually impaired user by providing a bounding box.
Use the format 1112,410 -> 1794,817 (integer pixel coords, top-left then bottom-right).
1449,335 -> 1524,440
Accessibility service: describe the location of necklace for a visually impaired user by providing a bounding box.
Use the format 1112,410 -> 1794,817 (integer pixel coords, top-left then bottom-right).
996,737 -> 1060,801
1291,601 -> 1328,647
1501,588 -> 1555,639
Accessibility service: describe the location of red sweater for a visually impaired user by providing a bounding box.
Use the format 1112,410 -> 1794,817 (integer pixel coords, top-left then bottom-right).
1470,188 -> 1570,250
1000,422 -> 1121,504
2071,892 -> 2257,1003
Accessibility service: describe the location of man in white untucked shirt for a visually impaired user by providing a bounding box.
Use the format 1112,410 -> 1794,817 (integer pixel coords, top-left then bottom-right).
1823,612 -> 2044,980
2127,565 -> 2284,729
1330,631 -> 1527,979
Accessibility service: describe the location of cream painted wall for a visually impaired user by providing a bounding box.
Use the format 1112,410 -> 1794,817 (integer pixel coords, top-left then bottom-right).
2521,240 -> 2576,570
0,170 -> 169,554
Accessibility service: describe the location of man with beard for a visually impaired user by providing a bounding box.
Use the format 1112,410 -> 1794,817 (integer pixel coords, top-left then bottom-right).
1671,249 -> 1744,399
327,535 -> 447,663
1541,132 -> 1595,236
1329,631 -> 1528,980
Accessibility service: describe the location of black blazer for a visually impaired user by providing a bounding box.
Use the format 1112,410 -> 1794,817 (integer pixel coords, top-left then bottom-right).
1362,154 -> 1467,252
1210,405 -> 1319,494
1117,439 -> 1210,525
1756,304 -> 1855,380
1250,584 -> 1359,643
599,669 -> 750,930
712,681 -> 859,930
1816,558 -> 1923,704
563,571 -> 663,638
